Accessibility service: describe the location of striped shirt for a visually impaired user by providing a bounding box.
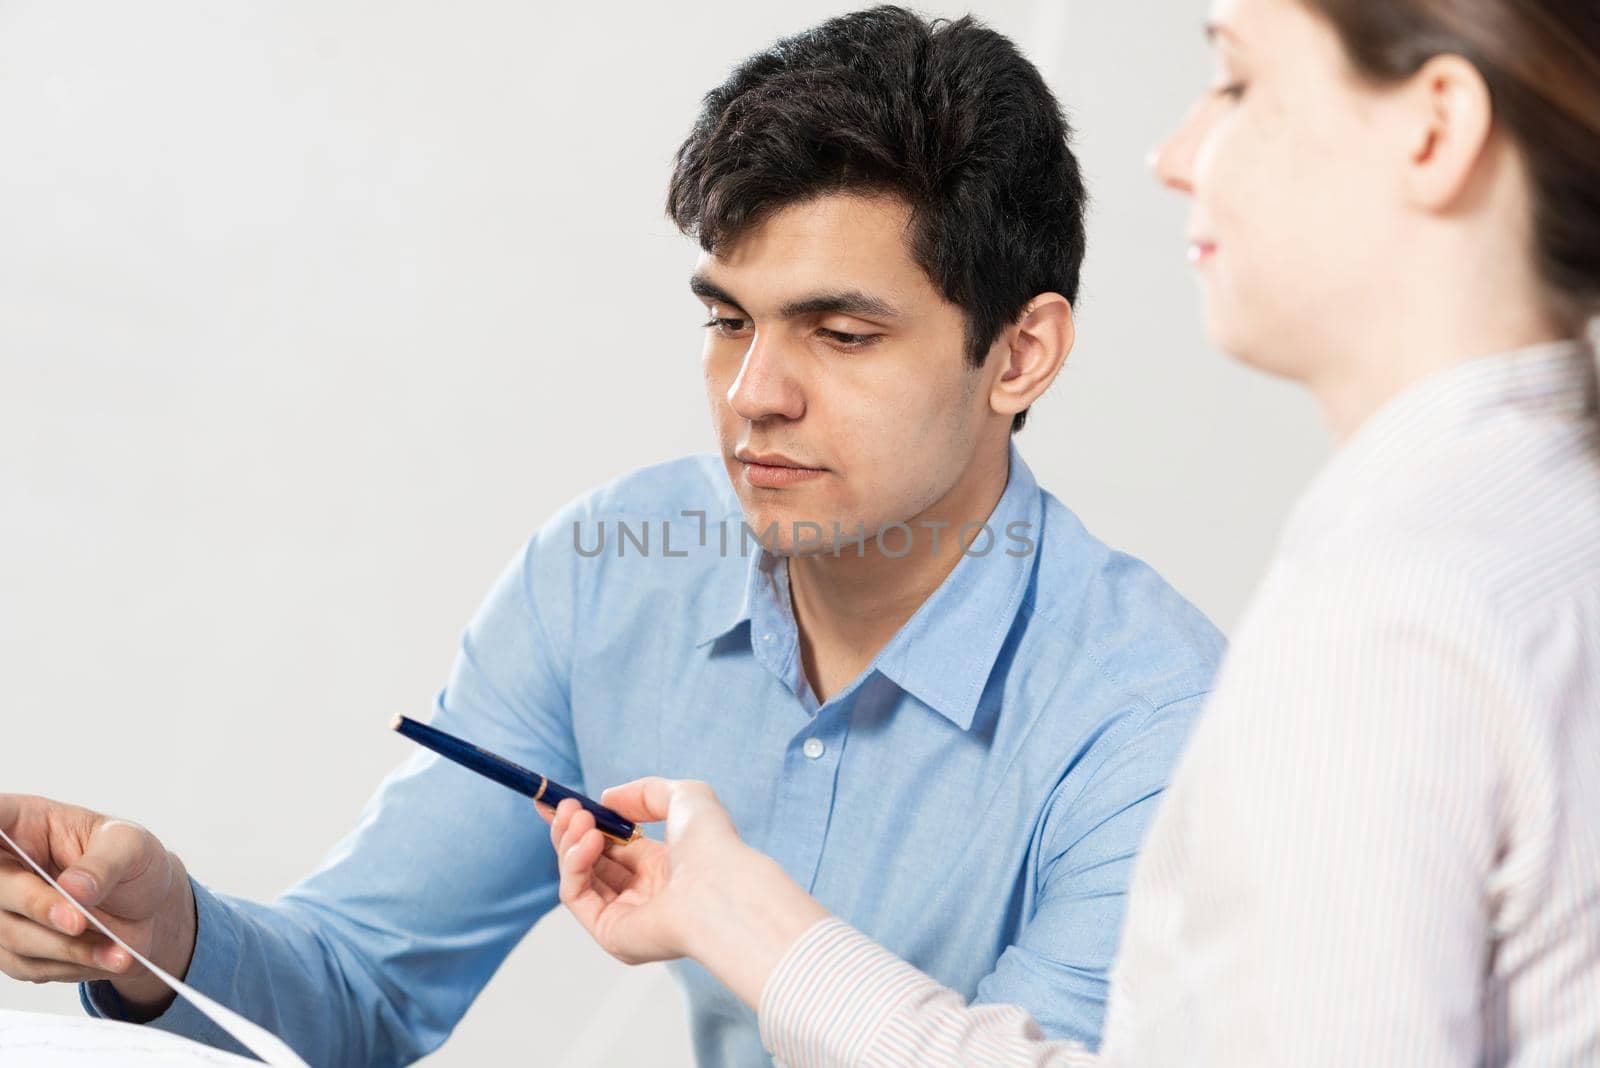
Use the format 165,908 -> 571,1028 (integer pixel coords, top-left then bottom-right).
758,338 -> 1600,1067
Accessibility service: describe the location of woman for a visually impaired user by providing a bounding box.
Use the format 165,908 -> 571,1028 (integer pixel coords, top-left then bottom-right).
542,0 -> 1600,1063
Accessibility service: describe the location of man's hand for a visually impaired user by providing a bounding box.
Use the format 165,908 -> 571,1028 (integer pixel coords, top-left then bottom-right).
0,794 -> 197,1018
538,778 -> 828,1009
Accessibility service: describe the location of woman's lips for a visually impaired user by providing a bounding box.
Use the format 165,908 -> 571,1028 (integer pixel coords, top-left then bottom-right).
741,460 -> 827,488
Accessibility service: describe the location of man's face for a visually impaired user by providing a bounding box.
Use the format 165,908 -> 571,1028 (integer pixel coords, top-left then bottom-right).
694,193 -> 994,556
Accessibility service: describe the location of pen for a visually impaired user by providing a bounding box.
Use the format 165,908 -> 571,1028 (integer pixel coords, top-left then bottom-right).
390,714 -> 642,845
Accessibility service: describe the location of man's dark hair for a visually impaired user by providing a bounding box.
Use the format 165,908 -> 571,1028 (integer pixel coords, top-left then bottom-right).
667,5 -> 1088,433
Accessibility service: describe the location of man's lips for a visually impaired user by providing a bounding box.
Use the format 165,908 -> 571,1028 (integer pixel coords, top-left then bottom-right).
735,449 -> 818,468
734,451 -> 827,488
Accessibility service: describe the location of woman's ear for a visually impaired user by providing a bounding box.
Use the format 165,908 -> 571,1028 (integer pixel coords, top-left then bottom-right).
1399,53 -> 1495,211
989,293 -> 1075,423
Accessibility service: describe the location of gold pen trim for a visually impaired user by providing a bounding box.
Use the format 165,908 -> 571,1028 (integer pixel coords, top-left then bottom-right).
533,775 -> 548,803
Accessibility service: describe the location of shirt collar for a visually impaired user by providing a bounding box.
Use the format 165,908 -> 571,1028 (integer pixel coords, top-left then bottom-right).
697,439 -> 1043,731
694,519 -> 771,650
1281,336 -> 1599,555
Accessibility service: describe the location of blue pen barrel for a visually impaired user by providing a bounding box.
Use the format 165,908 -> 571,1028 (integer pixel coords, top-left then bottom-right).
540,778 -> 639,844
390,715 -> 639,844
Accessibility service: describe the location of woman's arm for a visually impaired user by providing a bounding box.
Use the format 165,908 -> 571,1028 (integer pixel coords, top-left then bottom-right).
541,780 -> 1100,1068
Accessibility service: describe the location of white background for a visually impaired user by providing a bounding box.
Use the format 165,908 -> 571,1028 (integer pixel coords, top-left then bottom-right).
0,2 -> 1328,1064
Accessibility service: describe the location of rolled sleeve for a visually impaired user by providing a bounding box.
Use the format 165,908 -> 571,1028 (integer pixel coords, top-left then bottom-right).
80,875 -> 255,1059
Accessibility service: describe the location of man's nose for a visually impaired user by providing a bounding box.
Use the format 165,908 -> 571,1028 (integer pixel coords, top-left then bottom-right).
726,332 -> 806,422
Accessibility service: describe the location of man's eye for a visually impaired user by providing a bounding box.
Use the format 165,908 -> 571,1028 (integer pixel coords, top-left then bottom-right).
702,317 -> 750,337
817,328 -> 880,348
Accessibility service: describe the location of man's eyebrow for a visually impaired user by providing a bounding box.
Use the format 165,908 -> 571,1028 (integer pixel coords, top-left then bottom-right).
778,290 -> 901,321
690,273 -> 902,322
689,273 -> 743,309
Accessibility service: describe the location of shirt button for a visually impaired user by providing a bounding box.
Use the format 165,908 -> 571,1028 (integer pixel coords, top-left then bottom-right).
802,737 -> 825,760
762,633 -> 774,642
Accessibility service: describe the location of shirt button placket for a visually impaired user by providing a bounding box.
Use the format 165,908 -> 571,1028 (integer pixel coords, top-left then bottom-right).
770,712 -> 845,892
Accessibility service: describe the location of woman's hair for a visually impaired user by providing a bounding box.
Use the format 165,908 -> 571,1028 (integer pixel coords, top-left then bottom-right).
1305,1 -> 1600,321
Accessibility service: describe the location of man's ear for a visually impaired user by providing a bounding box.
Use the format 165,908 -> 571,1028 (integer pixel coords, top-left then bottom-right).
989,293 -> 1074,422
1397,53 -> 1495,211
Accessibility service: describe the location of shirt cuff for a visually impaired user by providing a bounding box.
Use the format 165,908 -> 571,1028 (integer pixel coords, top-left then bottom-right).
79,875 -> 251,1055
758,916 -> 933,1067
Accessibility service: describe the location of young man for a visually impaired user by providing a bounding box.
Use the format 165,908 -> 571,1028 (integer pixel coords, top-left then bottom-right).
0,7 -> 1222,1064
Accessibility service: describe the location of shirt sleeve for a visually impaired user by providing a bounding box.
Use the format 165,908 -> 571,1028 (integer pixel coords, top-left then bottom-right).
752,691 -> 1204,1063
973,689 -> 1207,1045
79,503 -> 590,1067
1103,554 -> 1517,1066
759,917 -> 1100,1067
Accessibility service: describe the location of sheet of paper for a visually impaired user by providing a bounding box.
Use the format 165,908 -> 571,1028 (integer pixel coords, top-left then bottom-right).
0,1009 -> 265,1066
0,825 -> 309,1067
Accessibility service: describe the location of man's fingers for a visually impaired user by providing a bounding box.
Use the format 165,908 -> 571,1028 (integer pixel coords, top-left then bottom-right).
0,795 -> 19,835
60,820 -> 148,909
0,865 -> 86,937
596,777 -> 679,823
0,943 -> 119,985
0,909 -> 128,974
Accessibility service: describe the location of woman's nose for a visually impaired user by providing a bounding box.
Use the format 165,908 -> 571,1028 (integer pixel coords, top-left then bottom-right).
1149,106 -> 1202,195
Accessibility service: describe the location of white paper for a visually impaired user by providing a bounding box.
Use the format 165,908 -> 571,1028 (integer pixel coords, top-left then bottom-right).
0,826 -> 309,1067
0,1009 -> 264,1066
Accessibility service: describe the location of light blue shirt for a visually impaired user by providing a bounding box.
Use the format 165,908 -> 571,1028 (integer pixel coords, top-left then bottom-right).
83,442 -> 1224,1066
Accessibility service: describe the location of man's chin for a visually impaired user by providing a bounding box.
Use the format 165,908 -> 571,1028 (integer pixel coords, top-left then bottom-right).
735,506 -> 870,558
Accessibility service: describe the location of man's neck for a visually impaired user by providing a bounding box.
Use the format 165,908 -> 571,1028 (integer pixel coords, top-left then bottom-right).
787,444 -> 1012,703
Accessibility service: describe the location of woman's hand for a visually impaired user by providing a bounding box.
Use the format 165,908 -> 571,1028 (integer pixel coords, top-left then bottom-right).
538,777 -> 829,1009
538,778 -> 741,964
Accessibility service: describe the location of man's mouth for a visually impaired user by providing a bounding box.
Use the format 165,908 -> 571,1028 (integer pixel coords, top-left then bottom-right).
733,450 -> 827,488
